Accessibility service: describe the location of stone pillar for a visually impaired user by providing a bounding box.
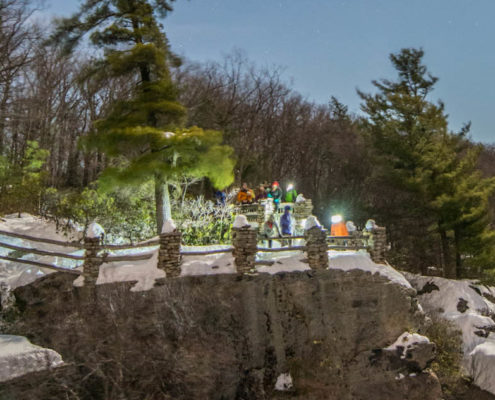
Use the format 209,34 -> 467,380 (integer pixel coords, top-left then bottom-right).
293,199 -> 313,234
158,220 -> 182,278
256,203 -> 265,226
370,226 -> 387,264
304,217 -> 328,270
83,222 -> 105,285
293,199 -> 313,220
232,216 -> 258,274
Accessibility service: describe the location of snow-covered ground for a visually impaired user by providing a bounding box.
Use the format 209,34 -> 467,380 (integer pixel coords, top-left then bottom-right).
0,213 -> 411,291
406,274 -> 495,395
0,214 -> 84,289
0,335 -> 63,382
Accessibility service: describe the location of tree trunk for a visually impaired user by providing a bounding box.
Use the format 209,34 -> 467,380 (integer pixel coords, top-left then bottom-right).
439,227 -> 455,279
454,229 -> 463,278
155,174 -> 171,234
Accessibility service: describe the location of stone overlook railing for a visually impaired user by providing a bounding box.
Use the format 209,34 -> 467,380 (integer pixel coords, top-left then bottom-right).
233,198 -> 314,227
0,216 -> 388,286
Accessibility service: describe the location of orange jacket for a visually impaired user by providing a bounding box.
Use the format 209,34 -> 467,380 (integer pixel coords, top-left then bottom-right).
331,222 -> 349,236
237,189 -> 254,203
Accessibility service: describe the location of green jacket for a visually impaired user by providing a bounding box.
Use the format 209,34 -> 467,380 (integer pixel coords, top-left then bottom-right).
285,189 -> 298,203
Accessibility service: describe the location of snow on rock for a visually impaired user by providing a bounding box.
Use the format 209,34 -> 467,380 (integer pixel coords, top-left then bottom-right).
385,332 -> 430,358
470,340 -> 495,394
233,215 -> 250,229
86,222 -> 105,239
304,216 -> 321,230
274,373 -> 293,391
329,250 -> 412,288
161,219 -> 177,234
0,335 -> 63,382
405,274 -> 495,395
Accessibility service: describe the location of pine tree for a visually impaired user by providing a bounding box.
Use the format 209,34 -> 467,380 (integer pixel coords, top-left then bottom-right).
420,138 -> 495,277
359,48 -> 495,278
52,0 -> 235,233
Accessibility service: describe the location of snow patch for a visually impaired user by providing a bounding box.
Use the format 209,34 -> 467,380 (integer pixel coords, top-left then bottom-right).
470,341 -> 495,394
385,332 -> 430,359
304,216 -> 321,230
345,221 -> 357,233
97,252 -> 164,291
86,222 -> 105,239
161,219 -> 177,234
274,373 -> 293,391
329,250 -> 412,288
0,335 -> 63,382
233,215 -> 250,229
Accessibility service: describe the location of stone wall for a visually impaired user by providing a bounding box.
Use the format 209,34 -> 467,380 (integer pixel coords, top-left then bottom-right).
5,269 -> 439,400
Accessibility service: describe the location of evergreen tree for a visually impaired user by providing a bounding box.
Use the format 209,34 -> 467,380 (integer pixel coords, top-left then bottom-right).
0,140 -> 49,215
52,0 -> 235,233
420,137 -> 495,277
359,48 -> 495,278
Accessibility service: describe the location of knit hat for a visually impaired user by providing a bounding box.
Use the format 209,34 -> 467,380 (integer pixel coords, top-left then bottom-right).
272,181 -> 279,187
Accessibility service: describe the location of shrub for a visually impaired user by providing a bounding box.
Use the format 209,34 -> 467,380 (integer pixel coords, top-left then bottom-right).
42,184 -> 156,243
423,315 -> 464,395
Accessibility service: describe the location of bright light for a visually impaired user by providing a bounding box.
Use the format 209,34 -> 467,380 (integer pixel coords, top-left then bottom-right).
331,214 -> 343,224
287,183 -> 294,190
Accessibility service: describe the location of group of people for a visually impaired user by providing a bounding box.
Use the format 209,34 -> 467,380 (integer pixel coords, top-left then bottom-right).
260,205 -> 295,248
236,181 -> 301,207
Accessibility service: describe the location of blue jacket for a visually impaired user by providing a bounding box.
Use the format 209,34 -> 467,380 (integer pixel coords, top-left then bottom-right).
280,212 -> 293,235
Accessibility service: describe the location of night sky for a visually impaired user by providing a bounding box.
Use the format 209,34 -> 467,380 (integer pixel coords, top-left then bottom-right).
45,0 -> 495,144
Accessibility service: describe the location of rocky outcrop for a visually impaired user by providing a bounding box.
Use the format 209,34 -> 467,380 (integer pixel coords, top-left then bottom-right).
2,269 -> 440,400
405,273 -> 495,398
0,335 -> 63,383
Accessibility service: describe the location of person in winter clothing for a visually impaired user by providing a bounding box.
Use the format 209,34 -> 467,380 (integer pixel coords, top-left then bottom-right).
267,181 -> 282,210
255,184 -> 268,202
236,183 -> 255,204
215,190 -> 226,206
260,214 -> 281,248
280,205 -> 294,246
285,183 -> 298,203
330,215 -> 349,236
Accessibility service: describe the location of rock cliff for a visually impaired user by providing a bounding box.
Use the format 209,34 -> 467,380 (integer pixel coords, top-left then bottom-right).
1,269 -> 441,400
